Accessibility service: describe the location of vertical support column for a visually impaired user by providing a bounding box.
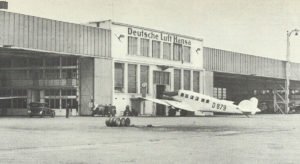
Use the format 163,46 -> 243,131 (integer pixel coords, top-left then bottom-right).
149,66 -> 154,96
149,40 -> 152,57
286,31 -> 291,114
40,90 -> 45,103
124,63 -> 128,93
137,64 -> 141,94
171,43 -> 174,60
180,69 -> 184,89
27,89 -> 31,104
170,68 -> 174,91
191,70 -> 194,91
160,41 -> 163,59
59,56 -> 62,79
76,57 -> 80,114
137,38 -> 141,56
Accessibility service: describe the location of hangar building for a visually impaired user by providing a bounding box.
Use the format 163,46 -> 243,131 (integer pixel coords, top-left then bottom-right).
0,10 -> 300,116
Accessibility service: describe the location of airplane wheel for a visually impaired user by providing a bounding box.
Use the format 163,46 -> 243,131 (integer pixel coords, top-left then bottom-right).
114,118 -> 121,127
124,117 -> 131,127
105,118 -> 111,127
120,118 -> 126,127
109,117 -> 116,127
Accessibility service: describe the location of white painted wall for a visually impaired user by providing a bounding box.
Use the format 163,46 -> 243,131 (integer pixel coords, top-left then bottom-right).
110,22 -> 203,70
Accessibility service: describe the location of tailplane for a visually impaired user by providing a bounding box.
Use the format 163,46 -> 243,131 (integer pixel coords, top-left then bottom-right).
238,97 -> 261,115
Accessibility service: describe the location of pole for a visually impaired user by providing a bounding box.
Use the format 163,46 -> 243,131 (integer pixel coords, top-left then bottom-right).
285,31 -> 290,114
285,29 -> 299,114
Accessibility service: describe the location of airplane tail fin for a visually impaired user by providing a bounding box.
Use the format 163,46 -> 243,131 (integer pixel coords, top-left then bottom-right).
238,97 -> 261,115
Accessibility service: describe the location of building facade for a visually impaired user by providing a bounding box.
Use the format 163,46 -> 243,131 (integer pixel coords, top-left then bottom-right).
90,21 -> 209,116
1,10 -> 300,116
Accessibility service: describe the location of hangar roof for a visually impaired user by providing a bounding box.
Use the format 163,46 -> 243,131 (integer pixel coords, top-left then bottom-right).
204,47 -> 300,81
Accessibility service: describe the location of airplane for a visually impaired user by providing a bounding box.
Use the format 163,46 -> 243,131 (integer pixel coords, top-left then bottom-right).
136,90 -> 261,117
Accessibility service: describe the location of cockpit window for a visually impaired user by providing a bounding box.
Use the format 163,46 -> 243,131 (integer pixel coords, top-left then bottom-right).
190,95 -> 194,99
180,93 -> 184,97
195,96 -> 199,101
185,94 -> 189,98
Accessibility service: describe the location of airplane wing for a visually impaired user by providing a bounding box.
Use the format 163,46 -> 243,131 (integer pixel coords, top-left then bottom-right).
0,97 -> 20,100
134,97 -> 195,112
164,100 -> 195,112
135,97 -> 170,106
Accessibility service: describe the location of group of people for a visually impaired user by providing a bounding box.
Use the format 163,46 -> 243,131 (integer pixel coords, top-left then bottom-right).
123,105 -> 138,116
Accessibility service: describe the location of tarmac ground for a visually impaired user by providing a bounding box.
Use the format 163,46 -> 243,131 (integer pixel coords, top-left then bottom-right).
0,114 -> 300,164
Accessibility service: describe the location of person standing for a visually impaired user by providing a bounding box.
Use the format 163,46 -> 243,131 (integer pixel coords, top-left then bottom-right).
66,103 -> 70,118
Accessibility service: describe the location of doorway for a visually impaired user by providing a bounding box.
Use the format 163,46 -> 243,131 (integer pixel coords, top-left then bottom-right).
156,85 -> 166,116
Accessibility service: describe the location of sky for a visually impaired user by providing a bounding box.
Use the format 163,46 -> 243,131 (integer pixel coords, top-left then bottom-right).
4,0 -> 300,62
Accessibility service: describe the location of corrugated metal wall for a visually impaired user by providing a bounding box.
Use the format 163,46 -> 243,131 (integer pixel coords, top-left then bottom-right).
291,63 -> 300,81
0,11 -> 111,57
204,47 -> 300,81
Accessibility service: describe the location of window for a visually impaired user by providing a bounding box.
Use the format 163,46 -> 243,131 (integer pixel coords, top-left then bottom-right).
174,69 -> 181,91
163,42 -> 171,60
180,93 -> 184,97
45,69 -> 60,79
29,70 -> 44,79
62,99 -> 78,108
13,57 -> 27,67
195,96 -> 199,101
190,95 -> 194,99
206,100 -> 210,103
46,57 -> 60,66
0,58 -> 11,68
0,99 -> 11,108
173,44 -> 182,61
185,94 -> 189,98
184,70 -> 191,90
62,57 -> 77,66
11,70 -> 27,80
201,99 -> 205,102
140,65 -> 149,93
213,87 -> 227,100
114,63 -> 124,93
128,36 -> 138,55
61,89 -> 76,96
183,46 -> 191,63
12,89 -> 27,96
45,99 -> 60,109
12,98 -> 27,108
62,69 -> 77,79
140,38 -> 149,56
152,40 -> 160,58
193,71 -> 200,93
0,89 -> 11,96
153,71 -> 170,85
45,89 -> 60,96
128,64 -> 137,93
29,58 -> 43,67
